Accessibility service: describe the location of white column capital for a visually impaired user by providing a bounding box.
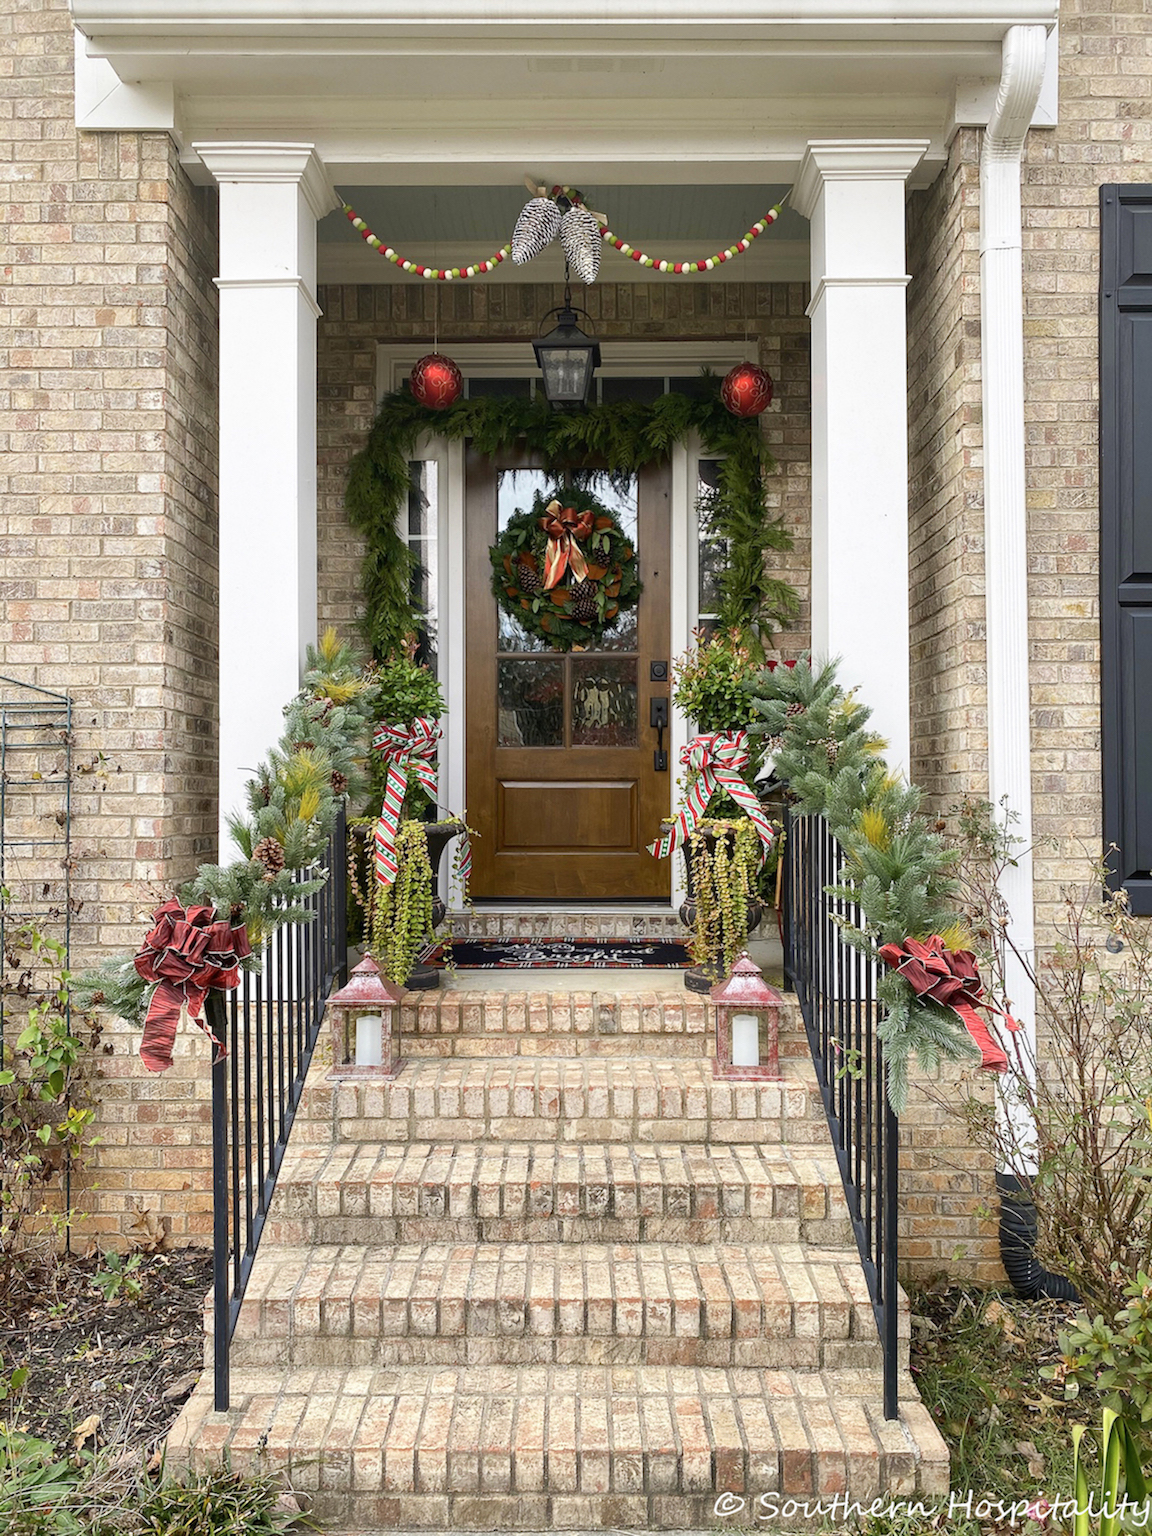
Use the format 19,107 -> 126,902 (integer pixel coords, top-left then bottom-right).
192,141 -> 338,222
793,139 -> 930,219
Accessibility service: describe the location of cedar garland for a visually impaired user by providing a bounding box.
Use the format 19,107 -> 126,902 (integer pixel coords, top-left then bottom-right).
344,380 -> 799,660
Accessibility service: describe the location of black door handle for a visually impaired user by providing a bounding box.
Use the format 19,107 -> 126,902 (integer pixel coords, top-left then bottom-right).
650,697 -> 669,771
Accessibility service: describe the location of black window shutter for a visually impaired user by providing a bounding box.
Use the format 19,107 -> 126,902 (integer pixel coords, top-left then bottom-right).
1101,185 -> 1152,913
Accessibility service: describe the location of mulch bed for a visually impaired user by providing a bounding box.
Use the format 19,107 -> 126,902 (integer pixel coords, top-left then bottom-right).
0,1247 -> 212,1461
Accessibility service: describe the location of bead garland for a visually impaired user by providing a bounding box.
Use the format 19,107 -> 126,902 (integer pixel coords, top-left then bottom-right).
342,195 -> 785,280
342,203 -> 511,280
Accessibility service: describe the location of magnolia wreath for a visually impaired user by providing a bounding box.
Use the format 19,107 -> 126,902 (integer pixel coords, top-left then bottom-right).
490,487 -> 642,651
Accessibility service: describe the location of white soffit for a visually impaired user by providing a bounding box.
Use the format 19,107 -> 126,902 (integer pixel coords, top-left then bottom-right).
73,0 -> 1059,168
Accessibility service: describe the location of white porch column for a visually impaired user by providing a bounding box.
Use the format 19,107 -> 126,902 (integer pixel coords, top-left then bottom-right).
795,141 -> 928,776
194,143 -> 336,852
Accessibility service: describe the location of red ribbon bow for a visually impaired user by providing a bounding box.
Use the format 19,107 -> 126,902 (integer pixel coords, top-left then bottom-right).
539,500 -> 595,590
134,899 -> 252,1073
877,934 -> 1019,1072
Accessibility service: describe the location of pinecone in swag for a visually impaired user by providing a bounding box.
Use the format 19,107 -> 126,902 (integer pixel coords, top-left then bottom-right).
516,558 -> 543,595
252,836 -> 287,880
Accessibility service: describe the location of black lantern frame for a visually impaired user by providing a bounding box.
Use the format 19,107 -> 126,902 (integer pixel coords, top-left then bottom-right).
532,287 -> 601,409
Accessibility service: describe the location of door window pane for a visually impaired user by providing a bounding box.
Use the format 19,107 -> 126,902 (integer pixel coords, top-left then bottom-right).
697,456 -> 727,634
497,658 -> 564,746
572,657 -> 637,747
406,460 -> 438,669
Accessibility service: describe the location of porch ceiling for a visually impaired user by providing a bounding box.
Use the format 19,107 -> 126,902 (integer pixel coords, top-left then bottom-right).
73,0 -> 1058,183
318,182 -> 810,284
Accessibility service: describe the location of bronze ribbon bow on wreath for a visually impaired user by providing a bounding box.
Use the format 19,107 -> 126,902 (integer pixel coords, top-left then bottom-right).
648,730 -> 776,864
371,717 -> 472,889
877,934 -> 1020,1072
134,900 -> 252,1074
540,500 -> 595,590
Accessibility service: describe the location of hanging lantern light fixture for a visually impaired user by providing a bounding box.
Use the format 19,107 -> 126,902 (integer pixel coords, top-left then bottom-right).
532,283 -> 601,409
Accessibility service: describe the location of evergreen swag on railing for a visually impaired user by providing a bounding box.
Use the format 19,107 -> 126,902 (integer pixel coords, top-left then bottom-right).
751,657 -> 1011,1112
345,380 -> 800,659
73,632 -> 378,1033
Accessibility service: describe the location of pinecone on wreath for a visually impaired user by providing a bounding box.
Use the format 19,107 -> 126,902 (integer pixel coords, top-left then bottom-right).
516,558 -> 543,595
569,578 -> 598,622
330,770 -> 349,797
252,836 -> 286,880
785,701 -> 806,718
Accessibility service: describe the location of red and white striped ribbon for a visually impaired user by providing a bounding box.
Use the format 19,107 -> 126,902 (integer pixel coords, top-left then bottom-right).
371,717 -> 473,890
648,729 -> 775,865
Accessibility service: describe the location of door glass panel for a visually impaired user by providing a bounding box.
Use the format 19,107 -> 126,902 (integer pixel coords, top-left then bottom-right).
572,657 -> 638,747
696,456 -> 727,636
496,468 -> 640,654
497,658 -> 564,746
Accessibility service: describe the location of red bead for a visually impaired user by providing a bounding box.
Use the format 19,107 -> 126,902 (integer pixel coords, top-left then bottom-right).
720,361 -> 773,418
631,250 -> 642,262
410,353 -> 463,410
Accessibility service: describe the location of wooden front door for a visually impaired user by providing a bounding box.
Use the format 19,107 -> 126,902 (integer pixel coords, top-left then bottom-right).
465,450 -> 672,900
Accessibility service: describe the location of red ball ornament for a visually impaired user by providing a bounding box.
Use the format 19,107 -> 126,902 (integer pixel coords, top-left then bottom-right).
410,353 -> 463,410
720,361 -> 773,418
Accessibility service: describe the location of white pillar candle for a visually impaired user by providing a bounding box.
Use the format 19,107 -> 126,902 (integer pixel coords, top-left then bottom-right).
731,1013 -> 760,1068
354,1013 -> 384,1067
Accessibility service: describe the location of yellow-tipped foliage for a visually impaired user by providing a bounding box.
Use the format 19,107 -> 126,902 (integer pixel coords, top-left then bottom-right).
318,626 -> 341,663
933,921 -> 975,954
859,806 -> 892,851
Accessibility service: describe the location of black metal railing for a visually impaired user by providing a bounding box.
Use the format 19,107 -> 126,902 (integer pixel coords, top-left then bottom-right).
781,807 -> 900,1420
209,805 -> 347,1410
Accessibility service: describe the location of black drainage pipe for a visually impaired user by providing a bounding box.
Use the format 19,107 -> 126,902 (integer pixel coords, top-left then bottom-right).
996,1172 -> 1079,1302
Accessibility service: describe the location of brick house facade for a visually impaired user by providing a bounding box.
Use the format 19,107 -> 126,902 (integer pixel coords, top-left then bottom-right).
0,0 -> 1138,1283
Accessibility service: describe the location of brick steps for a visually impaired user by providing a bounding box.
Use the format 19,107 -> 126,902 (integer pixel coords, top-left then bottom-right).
225,1241 -> 890,1372
166,1362 -> 949,1531
263,1141 -> 853,1249
300,1057 -> 829,1147
397,989 -> 808,1061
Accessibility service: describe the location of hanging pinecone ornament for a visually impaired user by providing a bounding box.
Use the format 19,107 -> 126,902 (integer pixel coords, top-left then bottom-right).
511,197 -> 562,264
252,836 -> 286,880
569,578 -> 598,622
560,204 -> 602,285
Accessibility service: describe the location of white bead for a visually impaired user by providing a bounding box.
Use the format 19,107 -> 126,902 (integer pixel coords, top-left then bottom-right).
659,261 -> 668,273
705,258 -> 714,270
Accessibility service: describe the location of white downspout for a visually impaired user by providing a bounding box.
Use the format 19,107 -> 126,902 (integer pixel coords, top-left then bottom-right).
979,25 -> 1047,1161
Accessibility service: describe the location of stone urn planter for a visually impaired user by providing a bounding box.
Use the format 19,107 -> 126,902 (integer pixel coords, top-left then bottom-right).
349,818 -> 462,991
661,818 -> 764,994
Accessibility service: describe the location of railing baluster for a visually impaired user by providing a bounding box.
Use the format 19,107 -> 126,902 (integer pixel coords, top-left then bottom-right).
212,813 -> 347,1412
785,810 -> 899,1421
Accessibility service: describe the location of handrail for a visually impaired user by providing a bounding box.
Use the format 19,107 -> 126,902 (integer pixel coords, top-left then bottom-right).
781,805 -> 900,1420
209,803 -> 348,1411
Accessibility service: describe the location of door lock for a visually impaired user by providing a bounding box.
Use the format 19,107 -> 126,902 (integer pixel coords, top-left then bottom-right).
650,697 -> 669,772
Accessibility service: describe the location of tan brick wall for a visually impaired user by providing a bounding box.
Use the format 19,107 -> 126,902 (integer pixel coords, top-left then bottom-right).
0,0 -> 219,1246
316,281 -> 812,660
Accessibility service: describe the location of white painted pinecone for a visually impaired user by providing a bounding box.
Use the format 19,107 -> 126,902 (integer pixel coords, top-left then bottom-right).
511,197 -> 561,264
560,205 -> 602,285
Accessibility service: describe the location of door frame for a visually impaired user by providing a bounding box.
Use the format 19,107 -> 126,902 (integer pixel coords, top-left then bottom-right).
374,341 -> 758,912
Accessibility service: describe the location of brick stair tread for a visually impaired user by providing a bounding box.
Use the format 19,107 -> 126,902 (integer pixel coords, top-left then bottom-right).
229,1240 -> 894,1363
167,1361 -> 949,1524
305,1056 -> 829,1146
273,1141 -> 849,1227
399,988 -> 804,1036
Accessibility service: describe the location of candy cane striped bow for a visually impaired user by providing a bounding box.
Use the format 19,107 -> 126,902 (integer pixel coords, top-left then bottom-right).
647,730 -> 775,864
371,718 -> 472,890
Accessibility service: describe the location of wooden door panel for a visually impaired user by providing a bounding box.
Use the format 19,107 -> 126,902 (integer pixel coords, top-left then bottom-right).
466,449 -> 671,901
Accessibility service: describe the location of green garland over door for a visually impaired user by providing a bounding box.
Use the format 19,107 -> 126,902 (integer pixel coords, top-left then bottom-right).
344,380 -> 799,659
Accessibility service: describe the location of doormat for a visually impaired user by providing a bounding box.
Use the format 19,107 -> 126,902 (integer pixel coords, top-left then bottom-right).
437,938 -> 692,969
